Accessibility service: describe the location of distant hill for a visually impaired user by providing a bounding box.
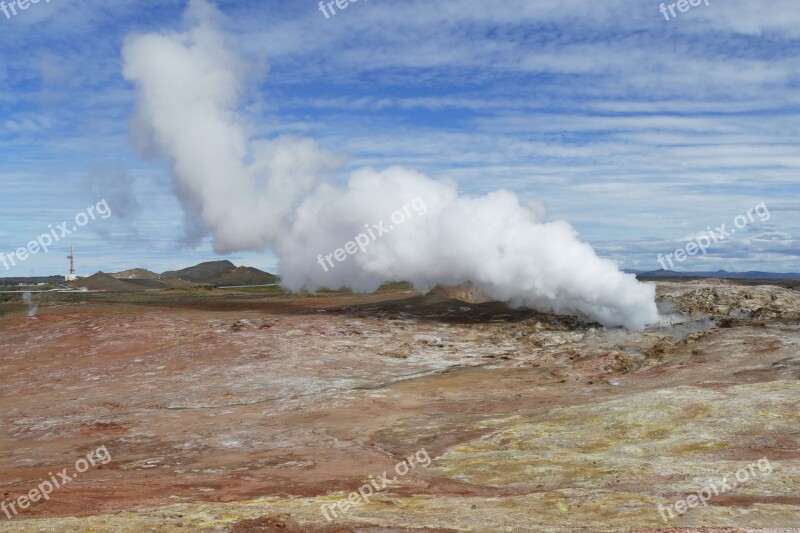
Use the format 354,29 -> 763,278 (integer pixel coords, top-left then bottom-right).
629,269 -> 800,280
111,268 -> 160,280
69,272 -> 147,292
161,260 -> 279,286
212,266 -> 280,286
0,276 -> 62,287
162,260 -> 237,282
2,261 -> 279,291
122,278 -> 197,290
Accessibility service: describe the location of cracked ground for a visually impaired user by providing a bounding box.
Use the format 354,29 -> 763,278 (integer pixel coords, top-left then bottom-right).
0,281 -> 798,532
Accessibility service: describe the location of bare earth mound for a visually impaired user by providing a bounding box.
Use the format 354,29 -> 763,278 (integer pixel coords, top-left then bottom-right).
69,272 -> 147,291
426,281 -> 494,304
111,268 -> 160,280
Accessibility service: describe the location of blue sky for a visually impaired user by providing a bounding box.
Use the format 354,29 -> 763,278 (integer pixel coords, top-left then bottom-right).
0,0 -> 798,277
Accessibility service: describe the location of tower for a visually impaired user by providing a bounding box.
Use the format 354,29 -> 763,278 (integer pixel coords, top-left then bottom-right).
65,245 -> 78,282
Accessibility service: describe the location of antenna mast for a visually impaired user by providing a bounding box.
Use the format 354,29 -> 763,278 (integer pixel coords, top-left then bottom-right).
65,245 -> 78,282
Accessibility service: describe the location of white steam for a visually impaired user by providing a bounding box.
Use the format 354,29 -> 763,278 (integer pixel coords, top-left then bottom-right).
122,0 -> 660,329
22,292 -> 38,318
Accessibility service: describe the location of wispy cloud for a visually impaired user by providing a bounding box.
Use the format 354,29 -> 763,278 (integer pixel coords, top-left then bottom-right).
0,0 -> 797,275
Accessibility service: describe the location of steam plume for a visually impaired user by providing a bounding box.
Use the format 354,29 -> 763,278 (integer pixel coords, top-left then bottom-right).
122,0 -> 660,329
22,292 -> 38,318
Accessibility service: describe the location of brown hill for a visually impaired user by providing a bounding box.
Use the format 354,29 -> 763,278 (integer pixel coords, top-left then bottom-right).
162,261 -> 279,286
69,272 -> 147,292
111,268 -> 160,280
213,266 -> 280,286
162,261 -> 236,283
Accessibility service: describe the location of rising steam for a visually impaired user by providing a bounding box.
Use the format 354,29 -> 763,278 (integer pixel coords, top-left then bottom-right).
122,0 -> 660,329
22,292 -> 38,318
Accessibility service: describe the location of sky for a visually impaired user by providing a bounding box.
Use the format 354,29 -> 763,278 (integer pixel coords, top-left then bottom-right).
0,0 -> 798,278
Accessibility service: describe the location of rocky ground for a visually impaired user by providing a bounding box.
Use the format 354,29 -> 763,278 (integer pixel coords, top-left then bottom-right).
0,281 -> 798,532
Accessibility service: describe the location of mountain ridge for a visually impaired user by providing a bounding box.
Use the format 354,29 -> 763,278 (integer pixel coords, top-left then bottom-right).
628,269 -> 800,280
